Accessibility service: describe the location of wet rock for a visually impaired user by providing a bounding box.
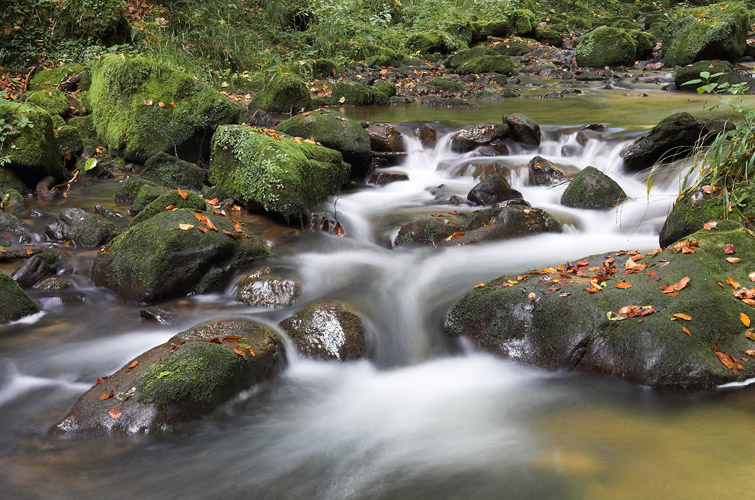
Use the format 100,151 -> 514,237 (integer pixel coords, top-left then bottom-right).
1,188 -> 26,212
416,124 -> 440,149
33,277 -> 73,291
115,177 -> 163,204
445,223 -> 755,390
367,171 -> 409,185
12,252 -> 61,288
674,60 -> 746,92
245,108 -> 278,129
449,123 -> 511,153
454,159 -> 516,180
129,189 -> 207,227
306,212 -> 339,233
140,306 -> 173,325
92,209 -> 274,303
94,204 -> 124,220
0,270 -> 39,324
45,208 -> 120,247
620,113 -> 706,171
504,113 -> 541,146
236,267 -> 300,308
527,156 -> 571,186
276,109 -> 371,178
366,124 -> 405,153
140,153 -> 209,191
52,319 -> 286,434
279,302 -> 366,361
395,205 -> 561,247
0,213 -> 31,247
209,125 -> 349,221
81,159 -> 114,179
560,167 -> 627,210
129,183 -> 171,215
467,173 -> 522,206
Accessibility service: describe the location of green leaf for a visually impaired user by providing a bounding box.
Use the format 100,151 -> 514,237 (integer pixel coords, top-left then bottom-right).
681,79 -> 702,86
84,158 -> 98,171
157,371 -> 172,379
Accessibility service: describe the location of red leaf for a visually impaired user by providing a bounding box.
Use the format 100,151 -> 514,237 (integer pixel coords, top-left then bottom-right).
703,220 -> 717,230
99,390 -> 114,400
209,338 -> 222,344
660,276 -> 690,294
108,408 -> 122,419
724,244 -> 737,254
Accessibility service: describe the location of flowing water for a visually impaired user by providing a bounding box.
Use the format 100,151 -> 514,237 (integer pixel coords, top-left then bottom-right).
2,91 -> 755,500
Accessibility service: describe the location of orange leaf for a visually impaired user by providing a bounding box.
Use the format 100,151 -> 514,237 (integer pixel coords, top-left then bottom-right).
726,257 -> 741,264
165,205 -> 176,211
660,276 -> 691,294
209,338 -> 222,344
728,277 -> 741,289
474,283 -> 486,288
198,226 -> 208,233
179,224 -> 194,230
741,313 -> 751,327
334,222 -> 346,238
224,335 -> 242,342
444,231 -> 465,242
247,347 -> 256,357
681,246 -> 696,254
683,326 -> 691,336
746,349 -> 755,356
108,408 -> 122,419
99,390 -> 114,400
672,313 -> 692,321
616,281 -> 632,289
703,220 -> 717,230
724,244 -> 737,254
222,229 -> 243,240
177,187 -> 188,199
126,360 -> 138,370
714,343 -> 743,370
233,346 -> 246,357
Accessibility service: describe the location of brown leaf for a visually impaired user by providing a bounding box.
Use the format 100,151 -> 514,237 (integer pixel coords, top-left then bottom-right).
741,313 -> 751,327
681,246 -> 696,254
474,283 -> 486,288
198,226 -> 208,233
96,376 -> 109,385
660,276 -> 690,294
726,257 -> 741,264
99,390 -> 114,400
672,313 -> 692,321
724,244 -> 737,254
616,281 -> 632,289
209,337 -> 222,344
746,329 -> 755,340
108,408 -> 122,419
714,343 -> 744,370
222,229 -> 243,241
194,213 -> 218,231
224,335 -> 242,342
233,346 -> 246,357
334,222 -> 346,238
746,349 -> 755,356
177,187 -> 188,199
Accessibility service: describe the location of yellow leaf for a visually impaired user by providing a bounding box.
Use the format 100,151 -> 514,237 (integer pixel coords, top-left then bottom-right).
741,312 -> 751,327
179,224 -> 194,230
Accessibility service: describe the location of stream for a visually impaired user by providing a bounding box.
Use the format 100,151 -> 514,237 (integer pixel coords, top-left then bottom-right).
2,87 -> 755,499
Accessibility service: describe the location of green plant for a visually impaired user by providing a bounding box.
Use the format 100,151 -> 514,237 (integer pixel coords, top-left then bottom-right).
0,106 -> 33,166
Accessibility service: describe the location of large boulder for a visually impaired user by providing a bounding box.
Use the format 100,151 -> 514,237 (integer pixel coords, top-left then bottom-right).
504,113 -> 541,147
45,208 -> 120,247
251,74 -> 311,113
279,301 -> 366,361
527,156 -> 571,186
52,319 -> 286,434
330,81 -> 389,106
55,0 -> 130,46
561,167 -> 627,210
24,89 -> 69,117
276,109 -> 371,178
128,189 -> 207,227
674,60 -> 746,92
0,270 -> 40,324
91,208 -> 274,303
663,2 -> 750,66
449,123 -> 510,153
209,125 -> 350,220
575,26 -> 636,67
445,223 -> 755,390
366,124 -> 405,153
89,55 -> 241,165
395,205 -> 562,247
457,55 -> 514,76
140,153 -> 209,191
0,101 -> 66,187
467,173 -> 522,206
236,267 -> 300,308
620,113 -> 707,171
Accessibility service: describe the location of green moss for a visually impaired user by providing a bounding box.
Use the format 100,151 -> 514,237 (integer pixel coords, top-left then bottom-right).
141,152 -> 208,191
25,89 -> 69,117
1,188 -> 26,212
372,82 -> 397,98
209,125 -> 350,220
67,114 -> 96,140
365,51 -> 407,67
663,2 -> 750,66
0,100 -> 65,187
575,26 -> 636,67
55,126 -> 84,157
406,31 -> 461,55
30,64 -> 88,91
0,270 -> 39,324
535,29 -> 563,46
458,55 -> 514,75
330,81 -> 387,106
430,77 -> 464,92
511,9 -> 536,36
131,184 -> 171,214
446,46 -> 500,70
89,54 -> 241,164
629,30 -> 655,59
251,73 -> 311,114
313,59 -> 338,77
55,0 -> 130,45
674,60 -> 744,92
129,189 -> 207,227
473,20 -> 512,41
115,177 -> 161,204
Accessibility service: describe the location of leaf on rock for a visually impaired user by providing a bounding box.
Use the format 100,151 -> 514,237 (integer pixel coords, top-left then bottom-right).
660,276 -> 690,295
99,390 -> 114,400
672,313 -> 692,321
703,220 -> 717,230
714,343 -> 744,370
179,224 -> 194,230
222,229 -> 243,241
724,244 -> 737,254
616,281 -> 632,289
108,408 -> 122,419
233,346 -> 246,357
746,329 -> 755,340
681,246 -> 696,254
726,257 -> 741,264
474,283 -> 485,288
617,305 -> 659,317
683,326 -> 692,336
126,360 -> 138,370
177,188 -> 188,199
727,277 -> 741,289
224,335 -> 242,342
444,232 -> 465,241
742,313 -> 751,327
746,350 -> 755,356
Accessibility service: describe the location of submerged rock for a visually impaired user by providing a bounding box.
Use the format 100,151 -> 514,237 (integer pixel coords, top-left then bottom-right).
504,113 -> 541,146
0,270 -> 40,324
445,223 -> 755,390
52,319 -> 286,434
449,123 -> 510,153
279,302 -> 366,361
92,209 -> 274,303
45,208 -> 120,247
236,267 -> 300,308
527,156 -> 571,186
560,167 -> 627,210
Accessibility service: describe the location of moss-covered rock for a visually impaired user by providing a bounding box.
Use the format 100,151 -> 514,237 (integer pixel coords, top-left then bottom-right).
446,46 -> 499,70
662,2 -> 750,66
276,109 -> 370,178
24,89 -> 69,117
406,31 -> 459,55
365,50 -> 406,67
330,81 -> 389,106
251,73 -> 311,114
0,188 -> 26,212
445,224 -> 755,390
535,29 -> 563,47
472,20 -> 512,42
29,64 -> 88,92
429,76 -> 464,92
0,167 -> 27,193
236,266 -> 300,308
52,319 -> 286,434
629,30 -> 655,59
45,208 -> 120,247
620,112 -> 707,171
0,101 -> 65,187
674,60 -> 746,92
129,183 -> 171,215
312,59 -> 338,78
55,0 -> 130,46
210,125 -> 350,220
140,152 -> 208,191
92,208 -> 274,303
511,9 -> 536,36
115,177 -> 162,204
55,125 -> 84,159
0,270 -> 39,324
129,189 -> 207,228
372,81 -> 397,99
395,205 -> 562,247
67,114 -> 97,141
458,55 -> 514,75
280,301 -> 366,361
576,26 -> 636,67
561,166 -> 627,209
89,55 -> 241,165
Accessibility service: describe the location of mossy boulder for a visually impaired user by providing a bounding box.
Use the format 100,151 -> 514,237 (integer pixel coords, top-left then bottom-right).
140,152 -> 208,191
29,64 -> 88,91
280,301 -> 366,361
1,188 -> 25,212
561,167 -> 627,209
629,30 -> 655,59
130,183 -> 170,214
472,20 -> 512,42
445,224 -> 755,390
55,126 -> 84,159
620,112 -> 707,171
276,109 -> 370,178
67,114 -> 97,141
236,266 -> 300,308
115,177 -> 162,204
210,125 -> 349,220
52,319 -> 286,434
406,32 -> 459,55
446,46 -> 500,70
576,26 -> 636,67
89,54 -> 241,165
430,76 -> 464,92
128,189 -> 207,228
458,55 -> 514,75
92,208 -> 274,303
395,205 -> 562,247
0,270 -> 39,324
663,2 -> 750,66
24,89 -> 69,117
45,208 -> 120,247
330,81 -> 388,106
0,101 -> 66,187
535,29 -> 563,47
0,167 -> 27,193
55,0 -> 130,46
365,50 -> 406,67
674,60 -> 746,92
312,59 -> 337,78
511,9 -> 536,36
372,82 -> 397,99
251,74 -> 311,114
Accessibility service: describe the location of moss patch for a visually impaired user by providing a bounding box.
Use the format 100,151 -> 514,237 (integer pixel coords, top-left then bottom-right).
24,89 -> 69,117
576,26 -> 636,67
0,270 -> 40,324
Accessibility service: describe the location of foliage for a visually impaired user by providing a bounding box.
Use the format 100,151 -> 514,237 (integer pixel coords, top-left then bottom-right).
0,105 -> 33,166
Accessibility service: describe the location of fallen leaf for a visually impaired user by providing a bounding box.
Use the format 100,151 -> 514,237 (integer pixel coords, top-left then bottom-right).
703,220 -> 717,230
126,360 -> 138,370
683,326 -> 691,336
194,213 -> 218,231
108,408 -> 122,419
673,313 -> 692,321
726,257 -> 742,264
474,283 -> 486,288
746,349 -> 755,356
222,229 -> 243,240
528,292 -> 536,301
224,335 -> 242,342
209,338 -> 222,344
96,376 -> 109,385
143,100 -> 153,106
660,276 -> 691,294
742,313 -> 751,327
334,222 -> 346,238
616,281 -> 633,289
444,231 -> 465,241
728,277 -> 741,289
725,244 -> 737,254
681,246 -> 696,254
233,346 -> 246,357
617,305 -> 659,317
179,224 -> 194,230
714,343 -> 743,370
165,205 -> 176,211
177,187 -> 188,199
99,390 -> 114,400
746,329 -> 755,340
